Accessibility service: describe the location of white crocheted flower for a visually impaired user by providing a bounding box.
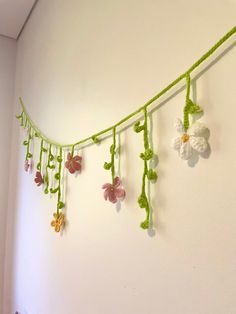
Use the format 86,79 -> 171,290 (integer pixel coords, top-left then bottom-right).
171,119 -> 208,160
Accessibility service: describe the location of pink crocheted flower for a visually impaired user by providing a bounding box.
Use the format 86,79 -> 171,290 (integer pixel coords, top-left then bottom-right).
24,159 -> 32,172
102,177 -> 126,204
65,153 -> 82,174
34,171 -> 44,186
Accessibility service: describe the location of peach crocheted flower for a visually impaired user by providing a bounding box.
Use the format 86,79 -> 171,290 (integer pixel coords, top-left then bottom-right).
24,159 -> 33,172
102,177 -> 126,203
65,153 -> 82,174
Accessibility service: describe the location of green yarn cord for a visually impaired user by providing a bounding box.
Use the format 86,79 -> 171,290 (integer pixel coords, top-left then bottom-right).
56,148 -> 64,214
18,26 -> 236,149
24,127 -> 33,160
71,145 -> 75,157
104,127 -> 117,183
183,73 -> 191,131
135,108 -> 156,229
111,127 -> 116,183
36,139 -> 44,171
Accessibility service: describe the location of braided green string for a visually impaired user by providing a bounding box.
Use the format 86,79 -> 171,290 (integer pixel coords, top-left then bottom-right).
24,127 -> 33,160
56,148 -> 64,214
16,112 -> 24,126
134,108 -> 158,229
37,139 -> 44,172
71,145 -> 75,157
18,26 -> 236,148
135,108 -> 152,229
111,127 -> 116,183
104,127 -> 117,183
183,73 -> 191,131
44,145 -> 50,194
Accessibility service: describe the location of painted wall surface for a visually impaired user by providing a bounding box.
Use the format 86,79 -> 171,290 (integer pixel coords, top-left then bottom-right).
3,0 -> 236,313
0,36 -> 16,313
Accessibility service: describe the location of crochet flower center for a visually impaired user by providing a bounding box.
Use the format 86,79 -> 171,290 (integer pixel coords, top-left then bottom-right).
181,133 -> 190,143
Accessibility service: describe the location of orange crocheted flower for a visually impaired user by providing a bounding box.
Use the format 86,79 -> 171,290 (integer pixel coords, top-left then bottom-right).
51,212 -> 65,232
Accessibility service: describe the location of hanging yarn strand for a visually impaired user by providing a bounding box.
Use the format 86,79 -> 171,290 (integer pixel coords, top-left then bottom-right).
111,127 -> 116,183
51,147 -> 65,232
102,126 -> 126,205
103,126 -> 117,181
134,108 -> 157,229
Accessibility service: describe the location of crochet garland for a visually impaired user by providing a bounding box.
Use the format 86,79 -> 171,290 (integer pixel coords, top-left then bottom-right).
16,26 -> 236,233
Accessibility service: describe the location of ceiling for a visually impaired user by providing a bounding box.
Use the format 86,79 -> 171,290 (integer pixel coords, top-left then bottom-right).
0,0 -> 37,39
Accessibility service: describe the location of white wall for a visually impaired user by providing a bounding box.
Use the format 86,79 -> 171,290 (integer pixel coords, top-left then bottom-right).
0,36 -> 16,313
3,0 -> 236,313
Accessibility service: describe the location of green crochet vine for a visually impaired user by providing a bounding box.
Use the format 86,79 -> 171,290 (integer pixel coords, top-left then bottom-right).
18,26 -> 236,149
16,26 -> 236,232
134,108 -> 157,229
104,127 -> 117,183
183,74 -> 203,131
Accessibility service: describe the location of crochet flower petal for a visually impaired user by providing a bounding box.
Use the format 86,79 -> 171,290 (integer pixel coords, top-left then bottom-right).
65,161 -> 70,169
108,191 -> 117,203
113,176 -> 121,188
73,155 -> 82,161
190,136 -> 208,153
67,153 -> 72,161
24,160 -> 29,171
68,166 -> 75,174
174,119 -> 184,133
171,137 -> 182,150
102,183 -> 112,189
104,189 -> 109,200
115,188 -> 126,199
188,122 -> 207,136
179,141 -> 192,160
72,160 -> 81,171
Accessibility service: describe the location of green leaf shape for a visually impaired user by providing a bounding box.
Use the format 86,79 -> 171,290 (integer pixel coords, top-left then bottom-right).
147,169 -> 158,181
54,173 -> 60,180
57,201 -> 65,209
92,135 -> 101,144
140,148 -> 153,161
34,132 -> 39,137
57,156 -> 62,162
48,164 -> 56,170
42,147 -> 47,152
49,154 -> 54,161
23,140 -> 28,146
27,153 -> 33,158
44,188 -> 49,194
187,99 -> 203,114
50,187 -> 59,194
138,194 -> 148,208
110,144 -> 115,154
140,219 -> 149,230
104,162 -> 112,170
36,162 -> 41,170
44,174 -> 49,184
16,114 -> 22,119
133,121 -> 144,133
